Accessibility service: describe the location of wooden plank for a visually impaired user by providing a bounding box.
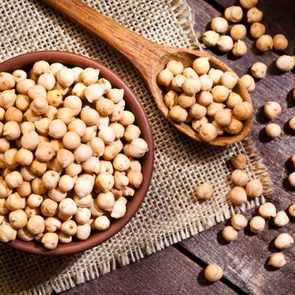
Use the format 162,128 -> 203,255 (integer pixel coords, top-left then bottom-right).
59,247 -> 236,295
182,0 -> 295,294
207,0 -> 295,54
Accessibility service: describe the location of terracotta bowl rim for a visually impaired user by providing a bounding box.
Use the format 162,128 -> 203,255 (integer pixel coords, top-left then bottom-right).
1,50 -> 154,255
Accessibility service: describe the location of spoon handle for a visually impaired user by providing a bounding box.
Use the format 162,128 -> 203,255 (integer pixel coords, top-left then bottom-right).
42,0 -> 162,80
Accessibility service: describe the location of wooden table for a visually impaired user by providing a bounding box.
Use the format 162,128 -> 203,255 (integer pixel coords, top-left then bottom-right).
62,1 -> 295,294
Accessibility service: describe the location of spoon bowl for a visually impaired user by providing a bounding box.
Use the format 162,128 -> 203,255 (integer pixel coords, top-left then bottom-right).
43,0 -> 253,146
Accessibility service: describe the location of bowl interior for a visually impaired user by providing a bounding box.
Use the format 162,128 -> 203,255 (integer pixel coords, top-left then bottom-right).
2,51 -> 154,255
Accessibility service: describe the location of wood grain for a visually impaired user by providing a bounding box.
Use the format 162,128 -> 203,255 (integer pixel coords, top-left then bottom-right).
59,247 -> 236,295
181,0 -> 295,294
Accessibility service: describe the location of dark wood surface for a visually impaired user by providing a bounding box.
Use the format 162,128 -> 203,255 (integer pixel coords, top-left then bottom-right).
62,0 -> 295,294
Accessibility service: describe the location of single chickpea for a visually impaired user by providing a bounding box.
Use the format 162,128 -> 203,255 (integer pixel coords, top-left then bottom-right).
177,94 -> 196,109
56,148 -> 75,168
37,73 -> 55,91
222,225 -> 238,242
249,22 -> 265,39
276,55 -> 295,72
182,78 -> 201,97
127,170 -> 143,188
41,232 -> 58,250
289,172 -> 295,188
230,169 -> 249,186
163,90 -> 178,109
273,34 -> 288,51
0,223 -> 17,243
110,122 -> 125,140
64,95 -> 82,115
240,74 -> 255,92
76,223 -> 91,240
9,210 -> 27,229
110,104 -> 124,122
0,199 -> 9,215
46,89 -> 63,107
274,233 -> 294,250
27,194 -> 43,209
56,107 -> 75,125
232,40 -> 248,57
119,111 -> 135,126
61,220 -> 77,236
197,91 -> 213,107
256,35 -> 273,52
239,0 -> 258,9
204,264 -> 223,282
16,79 -> 35,95
73,144 -> 92,164
74,174 -> 95,198
3,148 -> 17,169
217,36 -> 234,52
34,118 -> 50,136
81,157 -> 100,174
80,67 -> 99,86
258,202 -> 276,218
214,109 -> 232,127
29,159 -> 47,176
58,175 -> 75,193
45,106 -> 58,121
123,186 -> 135,197
32,61 -> 49,75
226,92 -> 243,109
71,66 -> 83,82
0,179 -> 11,199
230,24 -> 246,41
157,69 -> 173,87
188,103 -> 207,120
251,62 -> 267,79
233,101 -> 253,121
40,199 -> 58,217
49,62 -> 64,76
274,211 -> 289,227
246,179 -> 263,198
87,137 -> 105,157
227,186 -> 247,206
289,116 -> 295,130
289,203 -> 295,217
208,68 -> 223,85
17,227 -> 34,242
165,60 -> 184,75
71,82 -> 86,99
168,105 -> 188,124
94,215 -> 110,231
106,88 -> 124,104
62,131 -> 81,150
59,198 -> 78,217
0,72 -> 15,92
100,161 -> 114,174
263,101 -> 282,120
212,85 -> 230,103
211,17 -> 228,33
247,7 -> 263,23
35,142 -> 55,162
74,208 -> 91,225
81,126 -> 97,143
27,215 -> 45,235
80,106 -> 99,126
268,253 -> 286,268
249,216 -> 265,233
171,74 -> 186,92
16,181 -> 31,198
103,140 -> 123,160
64,163 -> 82,178
230,214 -> 248,230
68,119 -> 86,137
200,74 -> 213,91
15,94 -> 30,112
73,193 -> 92,208
48,188 -> 67,203
31,177 -> 46,194
95,98 -> 114,116
111,197 -> 127,219
192,57 -> 210,76
0,138 -> 10,153
5,106 -> 23,123
195,182 -> 213,200
123,138 -> 148,158
48,119 -> 67,139
56,68 -> 75,88
58,232 -> 72,244
0,89 -> 16,108
5,171 -> 23,189
20,166 -> 36,182
202,30 -> 220,47
3,121 -> 21,140
114,171 -> 129,190
25,207 -> 40,219
224,6 -> 243,22
198,123 -> 217,142
95,173 -> 114,193
265,123 -> 281,139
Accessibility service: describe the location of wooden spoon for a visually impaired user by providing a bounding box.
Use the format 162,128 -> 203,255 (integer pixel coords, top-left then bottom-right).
43,0 -> 252,146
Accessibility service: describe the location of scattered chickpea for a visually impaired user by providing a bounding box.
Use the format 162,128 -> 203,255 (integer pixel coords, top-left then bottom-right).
263,101 -> 282,120
222,225 -> 238,242
288,116 -> 295,130
230,214 -> 248,230
224,6 -> 243,23
227,186 -> 247,206
226,92 -> 243,109
210,17 -> 228,34
204,264 -> 223,282
246,179 -> 263,198
265,123 -> 281,139
239,0 -> 258,9
275,55 -> 295,72
288,202 -> 295,217
232,40 -> 248,57
259,202 -> 276,218
202,31 -> 220,47
274,233 -> 294,250
230,169 -> 249,186
247,7 -> 263,23
217,36 -> 234,52
274,211 -> 289,227
268,253 -> 286,268
249,216 -> 265,233
273,34 -> 288,51
251,62 -> 267,79
289,172 -> 295,188
250,22 -> 265,39
256,35 -> 273,52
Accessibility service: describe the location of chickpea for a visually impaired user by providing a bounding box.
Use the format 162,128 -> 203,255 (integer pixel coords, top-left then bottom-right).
80,106 -> 99,126
273,34 -> 288,51
103,140 -> 123,160
197,91 -> 213,107
62,131 -> 81,150
49,62 -> 64,76
0,223 -> 17,242
263,101 -> 282,120
183,78 -> 202,96
227,186 -> 247,206
226,92 -> 243,109
0,179 -> 11,199
212,85 -> 230,104
251,62 -> 267,79
74,208 -> 91,225
239,0 -> 258,9
245,179 -> 263,198
82,157 -> 100,174
247,7 -> 263,23
230,214 -> 248,230
95,98 -> 114,116
202,31 -> 220,47
204,264 -> 223,282
30,159 -> 47,176
198,123 -> 217,142
32,61 -> 49,75
47,188 -> 66,203
37,73 -> 56,91
0,199 -> 9,215
192,57 -> 210,76
274,233 -> 294,250
106,88 -> 124,104
111,197 -> 127,219
61,220 -> 77,236
45,106 -> 57,120
230,24 -> 247,40
17,227 -> 34,242
5,106 -> 23,123
73,144 -> 92,164
171,74 -> 186,92
81,126 -> 97,143
87,137 -> 105,157
59,198 -> 78,217
256,35 -> 273,52
188,103 -> 206,120
15,94 -> 30,112
249,216 -> 265,233
289,172 -> 295,188
31,177 -> 46,194
276,55 -> 295,72
195,182 -> 213,200
274,211 -> 289,227
208,68 -> 223,85
240,74 -> 255,92
80,67 -> 99,86
20,166 -> 36,182
56,68 -> 75,88
3,121 -> 21,140
268,253 -> 286,268
27,215 -> 45,235
222,225 -> 238,242
210,17 -> 228,34
74,174 -> 95,198
73,193 -> 92,208
9,210 -> 27,229
163,90 -> 178,109
58,175 -> 75,193
76,223 -> 91,240
3,148 -> 18,169
16,79 -> 35,95
58,232 -> 72,244
217,36 -> 234,52
5,171 -> 23,189
95,173 -> 114,193
47,89 -> 63,107
63,95 -> 82,115
157,69 -> 173,87
230,169 -> 248,186
41,199 -> 58,217
41,232 -> 58,250
258,202 -> 276,218
0,138 -> 10,153
0,72 -> 15,91
250,22 -> 265,39
27,194 -> 43,209
94,215 -> 110,231
289,116 -> 295,130
109,122 -> 125,140
168,105 -> 188,123
56,148 -> 75,168
224,6 -> 243,23
288,203 -> 295,217
265,123 -> 281,139
68,118 -> 86,137
123,138 -> 148,158
233,102 -> 253,121
16,181 -> 32,197
166,60 -> 184,75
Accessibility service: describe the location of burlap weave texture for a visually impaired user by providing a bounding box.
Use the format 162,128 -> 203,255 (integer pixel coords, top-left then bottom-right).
0,0 -> 272,294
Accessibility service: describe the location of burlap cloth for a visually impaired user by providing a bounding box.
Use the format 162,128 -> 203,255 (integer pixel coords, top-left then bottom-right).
0,0 -> 272,294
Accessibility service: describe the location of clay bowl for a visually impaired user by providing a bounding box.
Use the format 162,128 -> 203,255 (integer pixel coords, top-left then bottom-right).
1,51 -> 154,255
